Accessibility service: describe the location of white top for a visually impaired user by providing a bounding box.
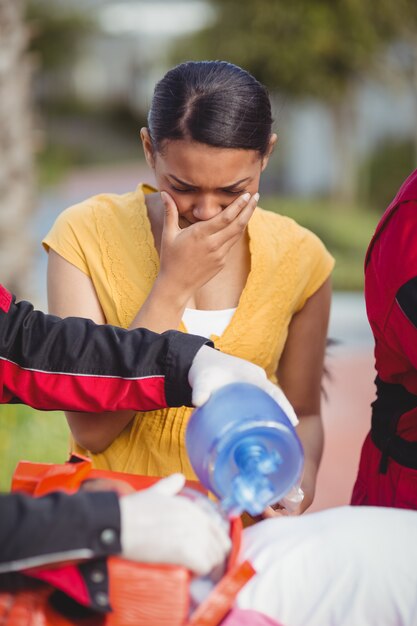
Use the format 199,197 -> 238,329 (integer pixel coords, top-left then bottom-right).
182,307 -> 237,339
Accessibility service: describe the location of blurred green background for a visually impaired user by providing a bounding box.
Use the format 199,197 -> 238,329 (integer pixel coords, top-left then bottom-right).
1,0 -> 417,490
0,406 -> 69,490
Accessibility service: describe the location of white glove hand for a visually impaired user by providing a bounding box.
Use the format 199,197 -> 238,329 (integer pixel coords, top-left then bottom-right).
119,473 -> 231,575
189,345 -> 298,426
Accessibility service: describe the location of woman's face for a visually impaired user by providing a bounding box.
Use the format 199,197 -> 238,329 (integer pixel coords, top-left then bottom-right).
141,130 -> 275,229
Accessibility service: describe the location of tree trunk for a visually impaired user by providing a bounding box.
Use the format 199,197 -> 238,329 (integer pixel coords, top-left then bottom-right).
0,0 -> 35,299
329,93 -> 358,205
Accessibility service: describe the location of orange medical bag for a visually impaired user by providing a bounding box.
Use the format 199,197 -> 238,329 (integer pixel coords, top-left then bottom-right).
0,458 -> 255,626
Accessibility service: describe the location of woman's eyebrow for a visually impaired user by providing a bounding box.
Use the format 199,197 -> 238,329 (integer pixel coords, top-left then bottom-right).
168,175 -> 252,190
168,175 -> 198,188
220,177 -> 252,190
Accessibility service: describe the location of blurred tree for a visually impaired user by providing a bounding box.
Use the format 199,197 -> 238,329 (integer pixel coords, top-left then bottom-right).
0,0 -> 35,298
26,1 -> 94,72
175,0 -> 417,201
26,0 -> 96,107
382,0 -> 417,167
360,138 -> 414,211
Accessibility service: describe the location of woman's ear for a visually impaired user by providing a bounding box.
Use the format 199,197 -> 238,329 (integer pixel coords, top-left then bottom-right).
140,127 -> 156,169
261,133 -> 278,171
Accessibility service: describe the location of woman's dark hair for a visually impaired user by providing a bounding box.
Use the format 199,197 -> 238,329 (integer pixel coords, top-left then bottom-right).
147,61 -> 273,157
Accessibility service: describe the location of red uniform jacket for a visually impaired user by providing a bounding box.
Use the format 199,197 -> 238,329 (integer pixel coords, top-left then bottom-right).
0,284 -> 210,412
365,169 -> 417,452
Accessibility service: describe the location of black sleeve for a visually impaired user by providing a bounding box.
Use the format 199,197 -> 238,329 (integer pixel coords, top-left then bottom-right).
0,491 -> 121,573
0,285 -> 212,411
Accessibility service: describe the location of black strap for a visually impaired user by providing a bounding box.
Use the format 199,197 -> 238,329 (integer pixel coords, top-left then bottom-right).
371,377 -> 417,472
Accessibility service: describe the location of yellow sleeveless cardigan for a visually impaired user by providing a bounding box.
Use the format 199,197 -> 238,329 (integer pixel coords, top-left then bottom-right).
43,184 -> 334,478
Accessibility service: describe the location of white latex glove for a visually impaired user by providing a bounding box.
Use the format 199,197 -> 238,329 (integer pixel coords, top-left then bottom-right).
189,345 -> 298,426
119,473 -> 231,575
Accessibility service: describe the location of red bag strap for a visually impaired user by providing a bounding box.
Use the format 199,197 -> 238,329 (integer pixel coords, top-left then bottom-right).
188,561 -> 256,626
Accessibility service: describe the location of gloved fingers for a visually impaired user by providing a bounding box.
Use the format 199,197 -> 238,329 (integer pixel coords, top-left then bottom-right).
191,381 -> 211,407
120,494 -> 231,575
209,515 -> 232,554
189,346 -> 236,406
168,499 -> 231,575
146,473 -> 186,496
196,514 -> 232,575
191,363 -> 240,406
208,529 -> 232,571
192,357 -> 299,429
191,367 -> 236,406
183,526 -> 231,576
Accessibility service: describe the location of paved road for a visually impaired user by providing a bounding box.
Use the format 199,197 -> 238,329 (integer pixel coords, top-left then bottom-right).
311,348 -> 374,512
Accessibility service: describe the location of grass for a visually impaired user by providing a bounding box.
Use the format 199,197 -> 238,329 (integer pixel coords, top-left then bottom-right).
0,404 -> 69,491
262,196 -> 379,291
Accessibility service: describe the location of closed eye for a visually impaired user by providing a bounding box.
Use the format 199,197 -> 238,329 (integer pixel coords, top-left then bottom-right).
170,185 -> 195,193
170,185 -> 245,195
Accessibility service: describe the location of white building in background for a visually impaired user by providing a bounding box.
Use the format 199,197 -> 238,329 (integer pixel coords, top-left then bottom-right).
45,0 -> 417,197
65,0 -> 216,112
281,82 -> 416,196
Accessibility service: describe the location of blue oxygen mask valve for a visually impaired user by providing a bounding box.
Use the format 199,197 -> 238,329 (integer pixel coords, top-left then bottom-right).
186,383 -> 304,517
221,440 -> 283,516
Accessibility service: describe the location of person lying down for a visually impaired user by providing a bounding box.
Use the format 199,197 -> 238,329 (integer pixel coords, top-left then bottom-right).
234,504 -> 417,626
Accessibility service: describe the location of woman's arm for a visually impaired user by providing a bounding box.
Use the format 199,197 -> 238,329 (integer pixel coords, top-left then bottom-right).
275,277 -> 332,514
47,250 -> 137,452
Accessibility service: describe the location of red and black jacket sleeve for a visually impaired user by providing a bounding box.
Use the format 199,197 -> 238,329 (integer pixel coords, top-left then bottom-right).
0,285 -> 212,412
0,285 -> 213,614
0,490 -> 122,613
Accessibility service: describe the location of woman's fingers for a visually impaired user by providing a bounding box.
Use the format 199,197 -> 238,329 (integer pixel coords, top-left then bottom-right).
200,192 -> 259,237
161,191 -> 180,236
261,505 -> 290,519
210,192 -> 259,249
157,190 -> 258,294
